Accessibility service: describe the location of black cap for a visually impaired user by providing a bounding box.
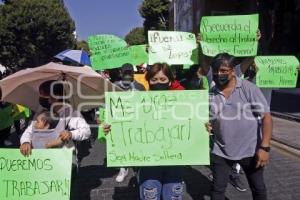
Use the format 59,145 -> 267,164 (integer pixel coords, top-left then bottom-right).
121,63 -> 134,74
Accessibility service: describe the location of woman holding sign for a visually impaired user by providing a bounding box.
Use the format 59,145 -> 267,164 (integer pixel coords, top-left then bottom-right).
103,63 -> 184,200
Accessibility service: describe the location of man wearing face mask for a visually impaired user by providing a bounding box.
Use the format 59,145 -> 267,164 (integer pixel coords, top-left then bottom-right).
113,63 -> 145,183
114,63 -> 146,91
20,80 -> 91,156
207,53 -> 273,200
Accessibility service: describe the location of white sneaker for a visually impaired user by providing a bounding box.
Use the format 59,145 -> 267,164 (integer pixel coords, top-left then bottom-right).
115,168 -> 128,183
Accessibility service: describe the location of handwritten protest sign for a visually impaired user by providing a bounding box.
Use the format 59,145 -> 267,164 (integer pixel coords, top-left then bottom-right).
200,14 -> 259,56
148,31 -> 198,65
105,90 -> 210,167
128,45 -> 148,65
255,56 -> 299,88
0,149 -> 73,200
88,34 -> 130,70
0,105 -> 14,130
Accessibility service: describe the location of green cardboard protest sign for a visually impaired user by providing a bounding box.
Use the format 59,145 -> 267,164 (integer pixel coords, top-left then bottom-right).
200,14 -> 259,57
255,56 -> 299,88
88,34 -> 130,70
148,31 -> 198,65
0,149 -> 73,200
128,45 -> 148,65
105,90 -> 210,167
0,105 -> 14,131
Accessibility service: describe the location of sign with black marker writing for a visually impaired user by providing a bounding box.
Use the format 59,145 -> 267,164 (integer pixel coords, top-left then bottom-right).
0,149 -> 72,200
255,56 -> 299,88
148,31 -> 198,65
88,34 -> 130,70
105,90 -> 210,167
200,14 -> 259,56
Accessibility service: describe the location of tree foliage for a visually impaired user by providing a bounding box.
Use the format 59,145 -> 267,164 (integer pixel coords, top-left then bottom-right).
125,27 -> 146,45
0,0 -> 76,68
139,0 -> 170,33
76,40 -> 90,55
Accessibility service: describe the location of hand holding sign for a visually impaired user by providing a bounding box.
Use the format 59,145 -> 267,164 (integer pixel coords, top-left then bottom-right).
256,29 -> 261,41
20,142 -> 32,157
59,130 -> 72,142
102,124 -> 111,135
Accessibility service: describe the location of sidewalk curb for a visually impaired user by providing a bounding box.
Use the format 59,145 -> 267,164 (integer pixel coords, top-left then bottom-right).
272,136 -> 300,151
271,112 -> 300,123
271,140 -> 300,159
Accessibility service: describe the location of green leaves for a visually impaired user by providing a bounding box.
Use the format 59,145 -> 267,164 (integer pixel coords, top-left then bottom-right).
139,0 -> 170,32
125,27 -> 146,45
0,0 -> 76,68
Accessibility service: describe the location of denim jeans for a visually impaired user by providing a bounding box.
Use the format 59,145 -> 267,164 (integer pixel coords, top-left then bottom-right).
139,166 -> 184,200
211,154 -> 267,200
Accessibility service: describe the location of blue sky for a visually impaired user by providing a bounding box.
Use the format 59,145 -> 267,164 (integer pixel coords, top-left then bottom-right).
64,0 -> 144,41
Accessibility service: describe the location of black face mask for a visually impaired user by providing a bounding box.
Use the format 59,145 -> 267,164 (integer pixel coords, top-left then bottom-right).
39,97 -> 51,110
213,74 -> 229,87
149,83 -> 170,91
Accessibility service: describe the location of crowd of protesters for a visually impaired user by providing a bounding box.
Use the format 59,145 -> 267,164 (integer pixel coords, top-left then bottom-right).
2,29 -> 300,200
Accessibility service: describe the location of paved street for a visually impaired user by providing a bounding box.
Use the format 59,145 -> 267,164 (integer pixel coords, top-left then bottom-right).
71,117 -> 300,200
272,117 -> 300,150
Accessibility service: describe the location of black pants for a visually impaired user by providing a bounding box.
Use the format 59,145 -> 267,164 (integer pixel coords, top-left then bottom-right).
211,154 -> 267,200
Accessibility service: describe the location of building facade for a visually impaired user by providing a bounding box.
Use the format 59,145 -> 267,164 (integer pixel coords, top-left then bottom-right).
169,0 -> 300,86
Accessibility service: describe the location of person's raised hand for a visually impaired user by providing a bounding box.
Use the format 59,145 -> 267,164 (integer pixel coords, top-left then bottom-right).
256,29 -> 262,41
102,124 -> 111,135
205,122 -> 213,135
196,33 -> 202,44
20,142 -> 32,157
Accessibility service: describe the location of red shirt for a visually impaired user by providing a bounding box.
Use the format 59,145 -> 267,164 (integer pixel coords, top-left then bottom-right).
170,80 -> 185,90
